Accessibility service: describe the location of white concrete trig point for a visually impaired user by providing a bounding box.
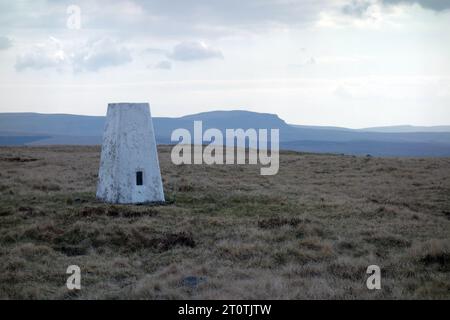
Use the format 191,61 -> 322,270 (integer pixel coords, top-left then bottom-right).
96,103 -> 165,204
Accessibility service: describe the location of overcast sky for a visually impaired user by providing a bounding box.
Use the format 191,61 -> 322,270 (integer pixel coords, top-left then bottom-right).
0,0 -> 449,128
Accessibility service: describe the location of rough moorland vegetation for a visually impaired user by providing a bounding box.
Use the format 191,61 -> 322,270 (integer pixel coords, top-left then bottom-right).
0,146 -> 449,299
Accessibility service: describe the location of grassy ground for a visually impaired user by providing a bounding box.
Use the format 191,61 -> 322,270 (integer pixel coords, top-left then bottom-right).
0,145 -> 449,299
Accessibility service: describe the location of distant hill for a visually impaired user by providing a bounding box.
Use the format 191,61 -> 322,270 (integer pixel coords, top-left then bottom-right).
1,110 -> 450,157
359,125 -> 450,133
0,113 -> 105,136
291,123 -> 450,133
281,140 -> 450,157
290,124 -> 353,132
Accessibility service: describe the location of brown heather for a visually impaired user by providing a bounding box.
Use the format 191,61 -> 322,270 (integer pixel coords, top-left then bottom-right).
0,145 -> 449,299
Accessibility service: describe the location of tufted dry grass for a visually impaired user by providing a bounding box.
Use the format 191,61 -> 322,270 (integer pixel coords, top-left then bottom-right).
0,145 -> 449,299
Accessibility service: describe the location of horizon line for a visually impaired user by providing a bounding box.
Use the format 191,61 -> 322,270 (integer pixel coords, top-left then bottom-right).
0,110 -> 449,130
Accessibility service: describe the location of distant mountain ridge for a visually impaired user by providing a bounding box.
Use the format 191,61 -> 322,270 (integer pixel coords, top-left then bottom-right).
359,125 -> 450,133
291,124 -> 450,133
0,113 -> 105,136
1,110 -> 450,157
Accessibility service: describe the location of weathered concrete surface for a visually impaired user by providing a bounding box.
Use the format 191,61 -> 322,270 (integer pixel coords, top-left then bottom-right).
96,103 -> 165,204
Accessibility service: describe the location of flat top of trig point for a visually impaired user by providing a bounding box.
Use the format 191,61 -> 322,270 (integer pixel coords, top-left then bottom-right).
107,103 -> 150,113
108,102 -> 149,107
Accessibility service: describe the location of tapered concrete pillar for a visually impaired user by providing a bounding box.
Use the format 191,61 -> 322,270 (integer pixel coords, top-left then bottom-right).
96,103 -> 165,204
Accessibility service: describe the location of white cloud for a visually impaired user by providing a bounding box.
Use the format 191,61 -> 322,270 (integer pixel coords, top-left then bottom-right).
168,41 -> 223,61
72,38 -> 132,72
15,37 -> 67,72
15,37 -> 132,73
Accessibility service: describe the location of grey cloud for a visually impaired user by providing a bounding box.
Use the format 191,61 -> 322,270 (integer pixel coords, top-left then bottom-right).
0,0 -> 333,38
0,1 -> 67,29
154,60 -> 172,70
288,57 -> 317,69
135,0 -> 332,37
139,0 -> 326,25
342,0 -> 372,17
168,41 -> 223,61
144,48 -> 169,55
381,0 -> 450,11
0,36 -> 12,50
334,85 -> 353,99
